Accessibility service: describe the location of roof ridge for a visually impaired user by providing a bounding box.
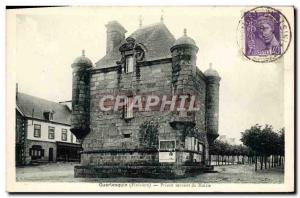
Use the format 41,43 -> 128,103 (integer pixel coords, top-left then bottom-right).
134,22 -> 163,31
129,22 -> 164,37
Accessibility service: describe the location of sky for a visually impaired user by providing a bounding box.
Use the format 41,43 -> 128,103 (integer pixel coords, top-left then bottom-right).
10,6 -> 287,143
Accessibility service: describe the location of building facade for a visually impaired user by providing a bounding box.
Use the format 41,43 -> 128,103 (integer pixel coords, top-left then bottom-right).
71,20 -> 221,178
16,92 -> 81,165
218,135 -> 237,145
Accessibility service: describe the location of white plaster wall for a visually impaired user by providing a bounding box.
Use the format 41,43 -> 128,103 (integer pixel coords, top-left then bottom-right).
26,119 -> 79,144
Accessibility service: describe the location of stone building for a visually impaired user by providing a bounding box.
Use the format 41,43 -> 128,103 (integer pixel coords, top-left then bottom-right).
71,20 -> 221,178
16,92 -> 81,165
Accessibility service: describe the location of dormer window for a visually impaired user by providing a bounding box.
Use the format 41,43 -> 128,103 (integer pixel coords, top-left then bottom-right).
125,55 -> 134,73
44,111 -> 54,121
118,37 -> 144,76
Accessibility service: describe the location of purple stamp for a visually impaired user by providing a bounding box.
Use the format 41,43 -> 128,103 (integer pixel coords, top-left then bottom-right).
237,7 -> 291,62
245,12 -> 281,56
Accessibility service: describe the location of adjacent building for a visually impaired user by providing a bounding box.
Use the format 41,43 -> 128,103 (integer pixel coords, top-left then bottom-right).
16,92 -> 81,166
218,135 -> 237,145
71,20 -> 221,178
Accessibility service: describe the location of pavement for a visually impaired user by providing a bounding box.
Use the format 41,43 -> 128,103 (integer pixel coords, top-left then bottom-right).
16,162 -> 284,183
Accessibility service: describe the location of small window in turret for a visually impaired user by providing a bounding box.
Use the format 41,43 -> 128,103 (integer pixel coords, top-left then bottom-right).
125,56 -> 134,73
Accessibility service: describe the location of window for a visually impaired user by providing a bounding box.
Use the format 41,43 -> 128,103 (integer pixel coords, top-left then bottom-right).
198,143 -> 204,152
48,126 -> 55,139
159,140 -> 176,163
185,137 -> 202,152
61,129 -> 67,141
159,140 -> 176,151
194,138 -> 198,151
29,145 -> 44,159
185,137 -> 192,150
125,56 -> 134,73
44,111 -> 54,121
124,96 -> 133,119
34,124 -> 41,138
191,137 -> 195,151
123,134 -> 131,138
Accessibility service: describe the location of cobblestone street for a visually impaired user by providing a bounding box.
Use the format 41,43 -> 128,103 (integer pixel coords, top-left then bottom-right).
16,163 -> 284,183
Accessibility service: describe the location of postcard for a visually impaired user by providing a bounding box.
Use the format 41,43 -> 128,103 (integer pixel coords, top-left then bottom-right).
6,6 -> 294,192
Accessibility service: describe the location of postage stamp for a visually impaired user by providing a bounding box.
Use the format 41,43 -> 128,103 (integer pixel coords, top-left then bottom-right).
237,6 -> 292,62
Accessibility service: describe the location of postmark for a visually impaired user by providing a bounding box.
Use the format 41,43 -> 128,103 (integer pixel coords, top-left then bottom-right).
237,6 -> 292,62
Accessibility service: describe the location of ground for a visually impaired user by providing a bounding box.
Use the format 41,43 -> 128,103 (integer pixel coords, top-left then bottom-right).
16,163 -> 284,183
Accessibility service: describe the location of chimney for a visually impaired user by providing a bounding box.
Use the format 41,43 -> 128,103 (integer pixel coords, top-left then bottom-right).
105,21 -> 127,54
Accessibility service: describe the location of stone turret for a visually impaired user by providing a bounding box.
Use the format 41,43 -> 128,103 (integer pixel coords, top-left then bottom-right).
70,50 -> 93,140
169,29 -> 199,129
171,29 -> 198,66
170,29 -> 199,90
204,63 -> 221,144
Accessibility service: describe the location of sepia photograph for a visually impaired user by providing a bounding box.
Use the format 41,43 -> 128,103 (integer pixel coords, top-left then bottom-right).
5,6 -> 295,193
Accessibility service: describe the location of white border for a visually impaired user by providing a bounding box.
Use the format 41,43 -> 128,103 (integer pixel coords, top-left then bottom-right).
1,1 -> 298,196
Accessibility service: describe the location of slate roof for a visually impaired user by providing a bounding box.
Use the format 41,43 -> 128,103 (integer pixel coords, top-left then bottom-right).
16,92 -> 71,125
95,22 -> 176,69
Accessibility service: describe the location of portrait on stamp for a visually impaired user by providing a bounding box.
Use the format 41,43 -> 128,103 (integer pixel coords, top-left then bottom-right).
238,6 -> 292,63
244,11 -> 281,56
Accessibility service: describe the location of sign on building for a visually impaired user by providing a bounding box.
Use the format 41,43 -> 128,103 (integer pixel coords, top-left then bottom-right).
159,140 -> 176,162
